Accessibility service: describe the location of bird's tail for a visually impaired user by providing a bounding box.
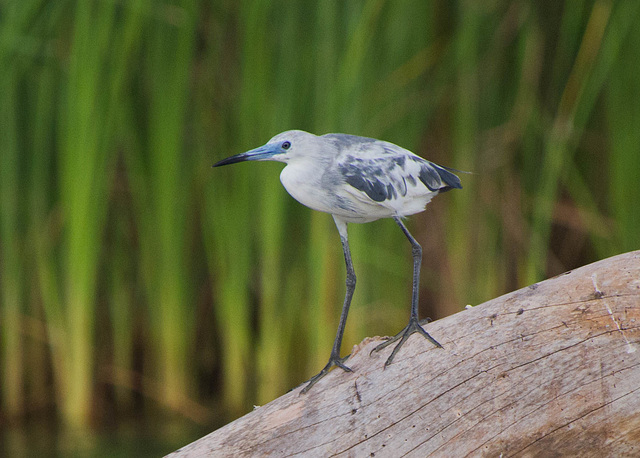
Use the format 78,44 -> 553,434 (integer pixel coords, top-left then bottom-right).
433,164 -> 464,191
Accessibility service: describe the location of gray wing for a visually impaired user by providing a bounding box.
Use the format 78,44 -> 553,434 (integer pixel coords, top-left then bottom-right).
329,136 -> 462,203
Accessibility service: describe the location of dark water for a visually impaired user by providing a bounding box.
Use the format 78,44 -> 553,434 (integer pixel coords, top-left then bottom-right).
0,417 -> 211,457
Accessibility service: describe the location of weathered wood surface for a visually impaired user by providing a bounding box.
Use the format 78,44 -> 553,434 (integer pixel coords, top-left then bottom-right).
169,251 -> 640,457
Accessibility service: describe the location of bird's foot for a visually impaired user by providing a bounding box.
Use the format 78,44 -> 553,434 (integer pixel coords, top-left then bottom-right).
300,354 -> 352,394
371,317 -> 442,367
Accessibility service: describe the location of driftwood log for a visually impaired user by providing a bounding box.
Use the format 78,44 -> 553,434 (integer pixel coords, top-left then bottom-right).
169,251 -> 640,457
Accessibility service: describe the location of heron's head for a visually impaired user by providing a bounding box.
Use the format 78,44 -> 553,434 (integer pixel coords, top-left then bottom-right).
212,130 -> 318,167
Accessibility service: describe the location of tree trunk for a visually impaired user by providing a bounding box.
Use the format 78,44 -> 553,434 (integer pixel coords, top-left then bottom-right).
168,251 -> 640,457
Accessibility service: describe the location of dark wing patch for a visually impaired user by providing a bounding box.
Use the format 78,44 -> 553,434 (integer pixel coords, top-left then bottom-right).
418,163 -> 442,191
336,140 -> 462,202
431,164 -> 463,191
340,155 -> 406,202
344,173 -> 388,202
410,157 -> 463,192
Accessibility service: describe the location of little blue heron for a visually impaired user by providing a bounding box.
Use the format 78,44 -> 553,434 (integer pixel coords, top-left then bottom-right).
213,130 -> 462,393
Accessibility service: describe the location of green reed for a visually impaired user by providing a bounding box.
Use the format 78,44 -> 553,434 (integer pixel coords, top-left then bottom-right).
1,1 -> 639,446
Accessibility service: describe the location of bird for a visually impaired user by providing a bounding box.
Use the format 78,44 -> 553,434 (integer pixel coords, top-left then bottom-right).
213,130 -> 462,393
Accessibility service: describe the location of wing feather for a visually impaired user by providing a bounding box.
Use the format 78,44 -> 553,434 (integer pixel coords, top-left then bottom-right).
334,139 -> 461,203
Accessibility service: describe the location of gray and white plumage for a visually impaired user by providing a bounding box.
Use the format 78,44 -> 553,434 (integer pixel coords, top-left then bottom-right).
215,130 -> 461,223
213,130 -> 462,393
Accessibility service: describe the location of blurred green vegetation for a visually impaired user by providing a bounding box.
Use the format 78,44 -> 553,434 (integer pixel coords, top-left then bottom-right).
1,0 -> 639,454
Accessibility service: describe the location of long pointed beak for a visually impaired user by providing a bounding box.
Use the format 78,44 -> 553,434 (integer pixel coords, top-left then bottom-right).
212,145 -> 276,167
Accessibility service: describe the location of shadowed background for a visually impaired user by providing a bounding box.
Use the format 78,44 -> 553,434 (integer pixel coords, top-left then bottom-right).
1,0 -> 639,455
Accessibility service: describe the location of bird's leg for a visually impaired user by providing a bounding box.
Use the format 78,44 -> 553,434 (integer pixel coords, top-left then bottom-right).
371,217 -> 442,367
301,218 -> 355,393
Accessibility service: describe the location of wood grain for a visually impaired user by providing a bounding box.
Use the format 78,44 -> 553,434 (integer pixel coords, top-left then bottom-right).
168,251 -> 640,457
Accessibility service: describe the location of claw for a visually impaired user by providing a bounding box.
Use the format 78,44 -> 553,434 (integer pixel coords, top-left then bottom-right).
300,355 -> 351,393
371,318 -> 441,367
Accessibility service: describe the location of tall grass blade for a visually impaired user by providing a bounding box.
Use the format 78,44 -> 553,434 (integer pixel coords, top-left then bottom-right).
606,5 -> 640,253
57,0 -> 120,426
143,0 -> 198,408
0,68 -> 24,418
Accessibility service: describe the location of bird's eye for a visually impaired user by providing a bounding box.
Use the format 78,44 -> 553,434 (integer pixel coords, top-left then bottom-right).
281,141 -> 291,150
